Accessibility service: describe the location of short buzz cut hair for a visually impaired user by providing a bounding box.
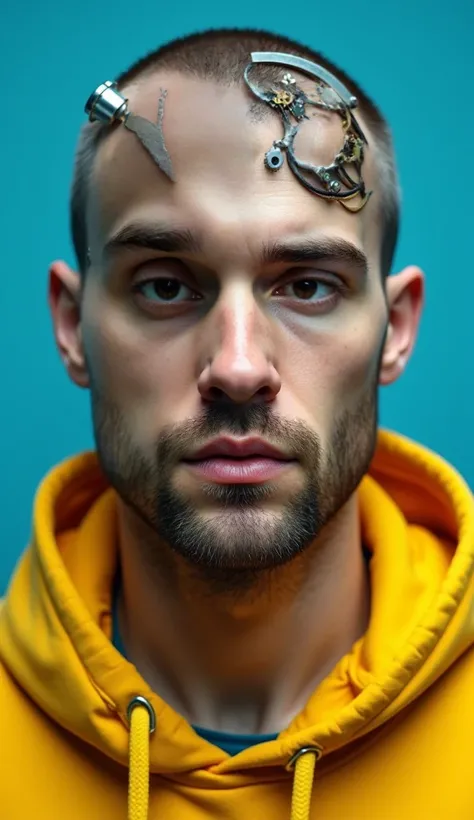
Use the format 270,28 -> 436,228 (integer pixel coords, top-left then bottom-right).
70,28 -> 400,277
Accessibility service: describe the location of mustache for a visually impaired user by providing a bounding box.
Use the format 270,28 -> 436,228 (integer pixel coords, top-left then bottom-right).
156,402 -> 321,465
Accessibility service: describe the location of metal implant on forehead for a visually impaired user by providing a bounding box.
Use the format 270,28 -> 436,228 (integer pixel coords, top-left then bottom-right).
85,80 -> 175,181
244,52 -> 371,213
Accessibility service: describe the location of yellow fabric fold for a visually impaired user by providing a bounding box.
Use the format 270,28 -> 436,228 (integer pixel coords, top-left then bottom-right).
1,429 -> 473,819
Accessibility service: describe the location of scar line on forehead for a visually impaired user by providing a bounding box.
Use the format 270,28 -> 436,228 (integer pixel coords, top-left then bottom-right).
85,83 -> 174,181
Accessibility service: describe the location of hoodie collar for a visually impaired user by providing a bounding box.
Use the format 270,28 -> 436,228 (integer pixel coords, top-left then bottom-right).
0,430 -> 473,781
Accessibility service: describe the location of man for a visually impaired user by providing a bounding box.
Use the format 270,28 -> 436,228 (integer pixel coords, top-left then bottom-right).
1,27 -> 473,820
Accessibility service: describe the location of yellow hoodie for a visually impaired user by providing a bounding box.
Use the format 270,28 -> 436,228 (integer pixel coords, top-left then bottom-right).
1,429 -> 474,820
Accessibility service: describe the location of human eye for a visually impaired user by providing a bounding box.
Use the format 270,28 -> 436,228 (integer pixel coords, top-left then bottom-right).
130,257 -> 203,313
134,276 -> 201,304
272,271 -> 343,310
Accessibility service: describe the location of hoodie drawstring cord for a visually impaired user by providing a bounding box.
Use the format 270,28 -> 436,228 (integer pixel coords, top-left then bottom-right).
127,697 -> 321,820
127,697 -> 156,820
288,746 -> 322,820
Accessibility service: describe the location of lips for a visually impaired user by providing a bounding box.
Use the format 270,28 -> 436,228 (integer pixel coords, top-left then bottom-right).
184,437 -> 291,462
182,437 -> 295,484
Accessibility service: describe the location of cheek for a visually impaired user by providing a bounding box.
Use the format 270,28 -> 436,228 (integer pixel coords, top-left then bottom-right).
82,293 -> 196,436
280,311 -> 385,428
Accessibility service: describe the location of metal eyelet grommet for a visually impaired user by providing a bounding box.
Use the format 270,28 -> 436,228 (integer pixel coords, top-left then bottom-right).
286,745 -> 323,771
127,696 -> 156,734
264,148 -> 284,171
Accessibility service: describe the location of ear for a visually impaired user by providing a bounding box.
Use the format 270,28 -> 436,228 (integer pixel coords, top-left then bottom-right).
48,260 -> 89,388
379,265 -> 424,386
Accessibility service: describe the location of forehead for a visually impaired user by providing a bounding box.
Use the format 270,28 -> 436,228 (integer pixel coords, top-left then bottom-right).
91,71 -> 381,263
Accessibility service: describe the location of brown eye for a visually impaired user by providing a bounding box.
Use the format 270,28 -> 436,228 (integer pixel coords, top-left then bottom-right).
149,278 -> 181,300
135,277 -> 199,303
292,279 -> 320,299
279,278 -> 335,301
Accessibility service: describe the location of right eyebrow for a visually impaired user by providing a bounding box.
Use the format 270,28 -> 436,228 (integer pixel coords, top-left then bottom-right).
103,221 -> 202,259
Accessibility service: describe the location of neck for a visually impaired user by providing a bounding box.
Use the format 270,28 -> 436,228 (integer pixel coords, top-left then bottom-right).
116,496 -> 370,734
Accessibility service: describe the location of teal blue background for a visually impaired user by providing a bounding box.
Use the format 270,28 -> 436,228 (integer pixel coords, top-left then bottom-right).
1,0 -> 473,592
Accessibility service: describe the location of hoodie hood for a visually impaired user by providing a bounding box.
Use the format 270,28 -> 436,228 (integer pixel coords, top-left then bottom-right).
1,429 -> 473,786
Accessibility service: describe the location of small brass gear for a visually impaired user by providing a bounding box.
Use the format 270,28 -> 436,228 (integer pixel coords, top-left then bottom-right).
272,90 -> 294,107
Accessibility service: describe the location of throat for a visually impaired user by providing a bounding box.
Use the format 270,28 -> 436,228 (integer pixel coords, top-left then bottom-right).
114,521 -> 371,734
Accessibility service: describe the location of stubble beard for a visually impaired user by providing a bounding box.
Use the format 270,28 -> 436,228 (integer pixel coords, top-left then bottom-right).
90,380 -> 379,585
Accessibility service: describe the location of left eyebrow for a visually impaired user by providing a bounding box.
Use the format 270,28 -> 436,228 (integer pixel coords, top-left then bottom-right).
261,236 -> 369,276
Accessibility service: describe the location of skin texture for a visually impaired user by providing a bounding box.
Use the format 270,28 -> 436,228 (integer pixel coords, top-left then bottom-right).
49,71 -> 424,733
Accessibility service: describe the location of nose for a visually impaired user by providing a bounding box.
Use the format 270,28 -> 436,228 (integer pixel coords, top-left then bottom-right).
197,284 -> 281,404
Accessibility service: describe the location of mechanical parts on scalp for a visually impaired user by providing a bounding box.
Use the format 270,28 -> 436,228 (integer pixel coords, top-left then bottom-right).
84,81 -> 175,181
244,52 -> 371,213
83,51 -> 370,213
265,147 -> 285,171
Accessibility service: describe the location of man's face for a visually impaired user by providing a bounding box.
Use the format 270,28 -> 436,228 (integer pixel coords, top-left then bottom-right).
80,72 -> 390,574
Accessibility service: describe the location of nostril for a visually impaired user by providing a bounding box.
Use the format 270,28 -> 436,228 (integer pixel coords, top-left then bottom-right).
256,385 -> 273,399
208,386 -> 227,400
205,385 -> 272,404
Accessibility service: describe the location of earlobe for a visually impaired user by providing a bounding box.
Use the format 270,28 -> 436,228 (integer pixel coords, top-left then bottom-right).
379,265 -> 424,387
48,260 -> 90,389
